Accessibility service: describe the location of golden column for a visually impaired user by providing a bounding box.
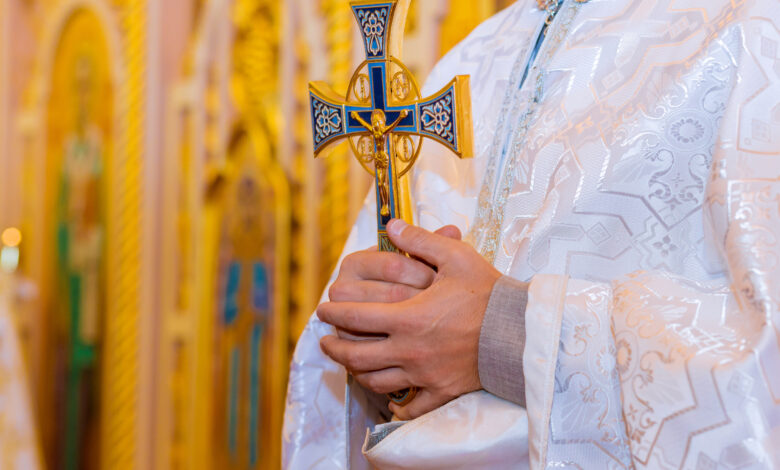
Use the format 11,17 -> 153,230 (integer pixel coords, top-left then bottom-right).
231,1 -> 290,468
101,0 -> 146,468
440,0 -> 495,55
288,29 -> 317,339
319,0 -> 354,282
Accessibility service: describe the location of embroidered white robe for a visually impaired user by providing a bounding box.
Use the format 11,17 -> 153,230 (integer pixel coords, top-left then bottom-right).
283,0 -> 780,468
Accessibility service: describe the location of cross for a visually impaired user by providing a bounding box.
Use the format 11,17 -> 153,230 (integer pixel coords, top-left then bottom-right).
309,0 -> 473,253
308,0 -> 474,407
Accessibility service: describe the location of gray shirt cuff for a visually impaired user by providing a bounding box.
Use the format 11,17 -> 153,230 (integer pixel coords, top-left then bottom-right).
478,275 -> 529,407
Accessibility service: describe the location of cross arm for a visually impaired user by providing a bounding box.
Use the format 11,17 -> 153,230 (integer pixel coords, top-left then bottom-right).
309,82 -> 373,157
310,81 -> 350,157
414,75 -> 474,159
350,111 -> 371,130
386,109 -> 410,132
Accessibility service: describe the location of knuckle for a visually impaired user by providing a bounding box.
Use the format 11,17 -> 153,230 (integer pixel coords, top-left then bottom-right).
388,283 -> 408,302
320,337 -> 333,356
345,350 -> 363,370
339,256 -> 352,273
328,281 -> 346,302
355,374 -> 369,389
381,255 -> 402,281
344,308 -> 359,327
397,312 -> 419,332
315,303 -> 329,322
419,369 -> 437,387
407,231 -> 423,249
406,347 -> 427,371
340,254 -> 359,276
364,374 -> 380,391
414,270 -> 434,289
410,229 -> 431,249
398,343 -> 420,366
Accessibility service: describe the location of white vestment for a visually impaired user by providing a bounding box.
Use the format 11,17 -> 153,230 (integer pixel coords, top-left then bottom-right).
0,275 -> 43,469
284,0 -> 780,468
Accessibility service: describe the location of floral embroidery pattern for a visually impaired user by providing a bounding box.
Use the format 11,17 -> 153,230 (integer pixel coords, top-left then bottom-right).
420,92 -> 455,145
549,282 -> 632,466
357,8 -> 389,57
653,235 -> 678,257
311,98 -> 343,146
669,116 -> 705,145
615,338 -> 633,376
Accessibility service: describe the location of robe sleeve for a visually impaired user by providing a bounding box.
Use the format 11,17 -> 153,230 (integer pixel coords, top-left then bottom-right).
282,194 -> 378,470
524,19 -> 780,469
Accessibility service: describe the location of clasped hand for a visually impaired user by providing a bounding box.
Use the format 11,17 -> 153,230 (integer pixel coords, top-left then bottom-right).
317,219 -> 501,420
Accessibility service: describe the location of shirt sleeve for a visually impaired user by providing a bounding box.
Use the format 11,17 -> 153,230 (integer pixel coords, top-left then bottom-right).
478,275 -> 529,406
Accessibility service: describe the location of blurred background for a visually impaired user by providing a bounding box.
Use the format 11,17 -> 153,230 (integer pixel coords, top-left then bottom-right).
0,0 -> 514,469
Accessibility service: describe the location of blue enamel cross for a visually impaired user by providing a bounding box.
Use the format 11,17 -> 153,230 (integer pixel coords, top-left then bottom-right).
310,0 -> 473,251
308,0 -> 474,406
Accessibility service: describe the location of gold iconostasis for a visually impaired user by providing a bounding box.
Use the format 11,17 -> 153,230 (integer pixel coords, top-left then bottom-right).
0,0 -> 514,469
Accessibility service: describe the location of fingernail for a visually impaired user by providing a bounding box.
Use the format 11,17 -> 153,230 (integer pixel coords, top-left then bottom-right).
388,219 -> 407,237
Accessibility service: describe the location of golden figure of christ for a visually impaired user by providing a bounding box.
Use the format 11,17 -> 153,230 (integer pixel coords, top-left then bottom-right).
308,0 -> 474,406
351,109 -> 409,217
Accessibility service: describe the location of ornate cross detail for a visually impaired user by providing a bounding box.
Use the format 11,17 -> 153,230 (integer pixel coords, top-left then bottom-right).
309,0 -> 473,252
308,0 -> 474,406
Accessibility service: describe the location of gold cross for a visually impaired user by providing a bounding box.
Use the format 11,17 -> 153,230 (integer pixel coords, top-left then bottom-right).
310,0 -> 473,252
309,0 -> 474,406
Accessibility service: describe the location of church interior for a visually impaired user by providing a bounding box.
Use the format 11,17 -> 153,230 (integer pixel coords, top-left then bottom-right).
0,0 -> 516,469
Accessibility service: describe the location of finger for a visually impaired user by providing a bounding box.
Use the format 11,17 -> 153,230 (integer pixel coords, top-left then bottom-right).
433,225 -> 462,241
339,250 -> 435,288
353,368 -> 412,394
317,301 -> 396,334
320,335 -> 396,372
329,280 -> 422,303
386,219 -> 460,268
389,388 -> 444,421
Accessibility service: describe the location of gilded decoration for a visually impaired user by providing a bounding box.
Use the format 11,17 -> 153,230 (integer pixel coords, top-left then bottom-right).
31,1 -> 148,468
216,0 -> 290,468
46,12 -> 110,469
156,2 -> 231,470
211,126 -> 287,470
157,0 -> 289,468
0,1 -> 514,468
319,0 -> 355,288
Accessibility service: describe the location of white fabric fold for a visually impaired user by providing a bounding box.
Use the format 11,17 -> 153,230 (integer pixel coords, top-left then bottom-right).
522,275 -> 567,469
363,391 -> 529,470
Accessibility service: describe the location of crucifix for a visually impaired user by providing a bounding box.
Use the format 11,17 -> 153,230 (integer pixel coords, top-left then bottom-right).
309,0 -> 474,406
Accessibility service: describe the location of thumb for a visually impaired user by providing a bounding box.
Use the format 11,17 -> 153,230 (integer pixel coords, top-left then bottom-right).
387,219 -> 457,268
433,225 -> 462,241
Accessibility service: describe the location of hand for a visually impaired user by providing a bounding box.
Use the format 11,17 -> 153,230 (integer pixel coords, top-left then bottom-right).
326,225 -> 462,307
318,220 -> 502,420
